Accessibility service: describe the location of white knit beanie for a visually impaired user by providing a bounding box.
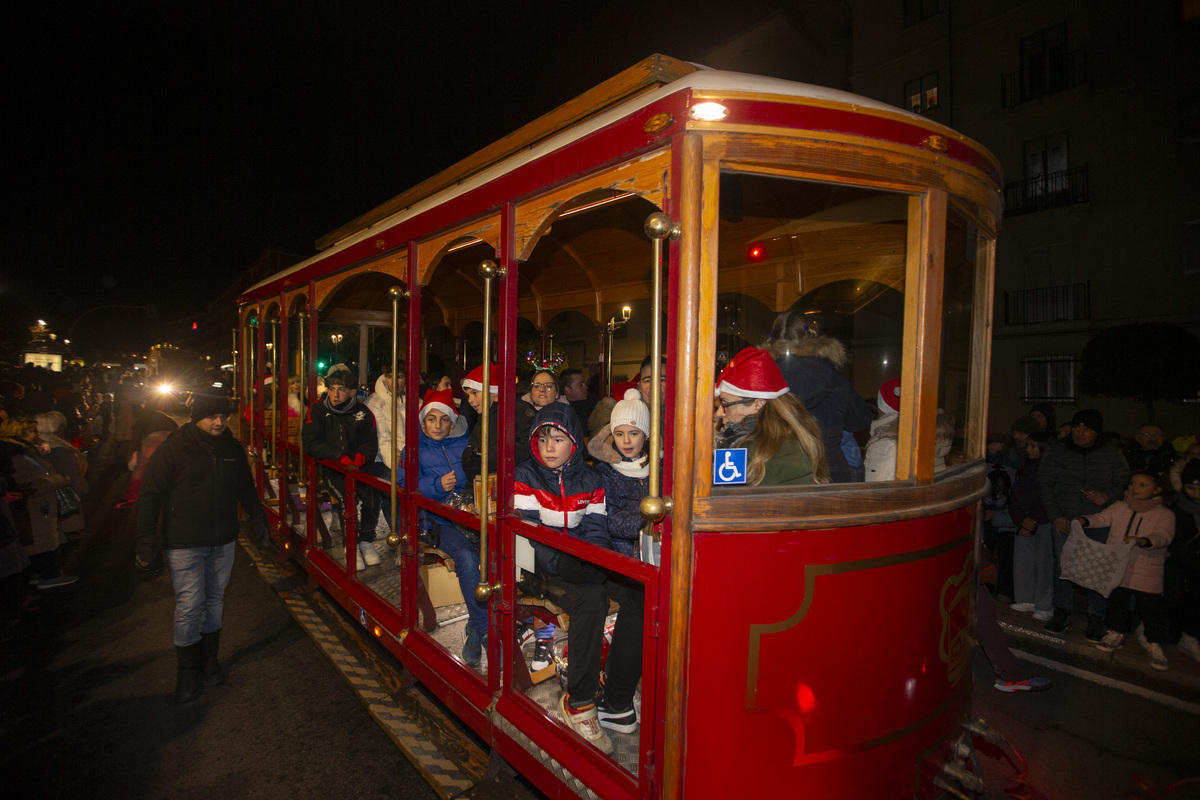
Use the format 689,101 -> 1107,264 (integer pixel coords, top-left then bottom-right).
609,388 -> 650,436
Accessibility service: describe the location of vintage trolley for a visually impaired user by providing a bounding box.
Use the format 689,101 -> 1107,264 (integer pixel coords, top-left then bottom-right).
236,54 -> 1002,799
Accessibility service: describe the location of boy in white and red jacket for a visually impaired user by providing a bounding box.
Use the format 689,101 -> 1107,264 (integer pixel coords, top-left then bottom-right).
514,403 -> 643,755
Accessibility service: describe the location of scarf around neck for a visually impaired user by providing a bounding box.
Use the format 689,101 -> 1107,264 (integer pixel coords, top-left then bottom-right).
323,394 -> 357,415
613,456 -> 649,479
1124,492 -> 1164,515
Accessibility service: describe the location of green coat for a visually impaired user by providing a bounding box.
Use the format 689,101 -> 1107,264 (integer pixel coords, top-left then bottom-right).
745,438 -> 817,486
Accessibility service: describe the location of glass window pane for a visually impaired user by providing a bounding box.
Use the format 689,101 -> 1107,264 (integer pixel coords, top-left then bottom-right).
715,172 -> 909,485
938,206 -> 983,466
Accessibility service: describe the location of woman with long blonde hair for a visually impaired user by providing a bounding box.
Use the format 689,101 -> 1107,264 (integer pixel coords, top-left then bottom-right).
714,347 -> 829,486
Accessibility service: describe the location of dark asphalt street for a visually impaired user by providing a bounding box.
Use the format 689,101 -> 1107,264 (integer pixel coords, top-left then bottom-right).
0,444 -> 438,800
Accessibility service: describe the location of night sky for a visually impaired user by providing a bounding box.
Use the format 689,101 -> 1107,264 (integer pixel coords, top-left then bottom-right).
5,2 -> 779,356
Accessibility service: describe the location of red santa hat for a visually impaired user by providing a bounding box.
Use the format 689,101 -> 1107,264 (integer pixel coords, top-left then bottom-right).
420,388 -> 458,422
877,378 -> 901,414
461,364 -> 499,394
714,347 -> 789,399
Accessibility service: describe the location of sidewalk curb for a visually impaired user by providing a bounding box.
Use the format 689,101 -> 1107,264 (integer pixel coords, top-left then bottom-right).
995,606 -> 1200,704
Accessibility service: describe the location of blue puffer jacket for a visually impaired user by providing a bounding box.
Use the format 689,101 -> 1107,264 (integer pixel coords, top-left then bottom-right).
587,424 -> 650,559
414,426 -> 469,503
513,404 -> 610,574
594,462 -> 647,558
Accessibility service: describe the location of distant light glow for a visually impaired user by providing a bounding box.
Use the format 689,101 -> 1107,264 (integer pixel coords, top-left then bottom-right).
690,102 -> 729,122
748,241 -> 766,262
157,383 -> 174,395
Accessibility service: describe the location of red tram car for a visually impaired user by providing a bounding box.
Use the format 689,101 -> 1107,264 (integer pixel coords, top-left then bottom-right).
236,55 -> 1002,799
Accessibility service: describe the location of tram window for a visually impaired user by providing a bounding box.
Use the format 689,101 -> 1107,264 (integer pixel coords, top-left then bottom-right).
938,206 -> 986,465
715,172 -> 907,485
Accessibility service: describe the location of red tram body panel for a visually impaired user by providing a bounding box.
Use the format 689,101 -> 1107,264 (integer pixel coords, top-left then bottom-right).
235,55 -> 1002,799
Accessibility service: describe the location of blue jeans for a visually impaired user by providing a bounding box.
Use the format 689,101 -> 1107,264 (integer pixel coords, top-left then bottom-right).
431,517 -> 487,636
1013,522 -> 1053,612
165,542 -> 236,647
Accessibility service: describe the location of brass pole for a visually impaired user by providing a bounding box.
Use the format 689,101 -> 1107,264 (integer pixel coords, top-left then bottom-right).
296,310 -> 307,488
474,259 -> 504,602
639,213 -> 680,535
386,287 -> 405,548
269,318 -> 278,472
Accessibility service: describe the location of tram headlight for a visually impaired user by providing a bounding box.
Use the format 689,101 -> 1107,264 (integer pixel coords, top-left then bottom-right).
689,102 -> 728,122
157,383 -> 174,395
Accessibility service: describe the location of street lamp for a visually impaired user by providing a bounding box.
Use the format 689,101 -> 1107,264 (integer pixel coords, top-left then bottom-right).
605,305 -> 633,393
331,333 -> 343,362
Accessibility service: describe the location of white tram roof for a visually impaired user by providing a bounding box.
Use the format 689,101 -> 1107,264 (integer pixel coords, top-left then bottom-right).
245,55 -> 966,299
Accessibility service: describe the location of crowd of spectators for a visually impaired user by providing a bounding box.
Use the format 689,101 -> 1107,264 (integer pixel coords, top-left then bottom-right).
984,405 -> 1200,673
0,362 -> 152,638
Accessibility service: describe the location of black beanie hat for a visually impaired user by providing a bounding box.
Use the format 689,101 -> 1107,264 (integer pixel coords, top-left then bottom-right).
1070,408 -> 1103,432
191,392 -> 231,422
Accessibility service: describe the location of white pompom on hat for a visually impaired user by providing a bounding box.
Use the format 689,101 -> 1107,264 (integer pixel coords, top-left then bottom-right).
877,377 -> 901,414
420,387 -> 458,422
461,364 -> 499,394
610,388 -> 650,436
714,346 -> 789,399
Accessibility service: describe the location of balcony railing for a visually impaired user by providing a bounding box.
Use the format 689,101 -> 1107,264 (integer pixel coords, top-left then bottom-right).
1004,164 -> 1089,216
1004,281 -> 1090,326
1001,47 -> 1087,108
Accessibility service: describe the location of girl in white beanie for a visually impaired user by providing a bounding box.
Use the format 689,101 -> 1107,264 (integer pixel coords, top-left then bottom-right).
587,388 -> 652,560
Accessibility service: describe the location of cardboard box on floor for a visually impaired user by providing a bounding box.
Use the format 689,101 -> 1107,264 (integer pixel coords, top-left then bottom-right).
421,563 -> 465,607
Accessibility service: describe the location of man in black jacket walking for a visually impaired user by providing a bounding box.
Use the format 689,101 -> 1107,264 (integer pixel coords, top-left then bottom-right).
135,392 -> 269,703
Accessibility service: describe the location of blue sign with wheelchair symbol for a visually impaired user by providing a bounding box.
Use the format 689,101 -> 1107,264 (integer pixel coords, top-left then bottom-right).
713,448 -> 748,485
359,608 -> 367,627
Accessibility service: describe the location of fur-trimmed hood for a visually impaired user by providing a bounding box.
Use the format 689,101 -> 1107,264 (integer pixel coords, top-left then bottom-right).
760,336 -> 849,369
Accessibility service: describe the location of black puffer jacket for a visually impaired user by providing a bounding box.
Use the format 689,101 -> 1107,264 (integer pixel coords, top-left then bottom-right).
762,336 -> 872,483
301,396 -> 378,464
135,423 -> 266,551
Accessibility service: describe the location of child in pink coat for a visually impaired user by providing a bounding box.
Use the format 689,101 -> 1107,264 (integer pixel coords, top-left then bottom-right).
1077,471 -> 1175,670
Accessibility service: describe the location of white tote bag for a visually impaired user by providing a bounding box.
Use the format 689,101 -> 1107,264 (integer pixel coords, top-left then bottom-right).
1059,520 -> 1134,598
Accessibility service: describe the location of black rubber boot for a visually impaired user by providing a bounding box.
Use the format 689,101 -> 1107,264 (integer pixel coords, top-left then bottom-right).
200,630 -> 227,686
174,642 -> 204,703
200,628 -> 225,686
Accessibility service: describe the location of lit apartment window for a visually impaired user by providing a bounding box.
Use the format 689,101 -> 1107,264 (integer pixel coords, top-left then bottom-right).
1022,355 -> 1077,403
904,73 -> 939,114
904,0 -> 939,26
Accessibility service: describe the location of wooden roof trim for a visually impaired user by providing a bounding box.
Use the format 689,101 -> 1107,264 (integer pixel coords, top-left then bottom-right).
315,54 -> 697,252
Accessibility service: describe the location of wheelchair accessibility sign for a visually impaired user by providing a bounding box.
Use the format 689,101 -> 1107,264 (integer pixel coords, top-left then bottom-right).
713,448 -> 748,485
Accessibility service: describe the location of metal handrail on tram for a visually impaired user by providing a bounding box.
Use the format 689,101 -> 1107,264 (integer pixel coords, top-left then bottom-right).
639,213 -> 680,535
296,309 -> 307,489
385,286 -> 406,549
474,259 -> 504,602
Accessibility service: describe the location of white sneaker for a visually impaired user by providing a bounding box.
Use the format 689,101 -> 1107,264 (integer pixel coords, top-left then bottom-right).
558,694 -> 612,754
355,548 -> 366,571
1134,622 -> 1150,650
1096,631 -> 1124,652
1032,610 -> 1054,621
1146,642 -> 1168,671
1010,602 -> 1036,613
359,542 -> 381,566
1178,633 -> 1200,663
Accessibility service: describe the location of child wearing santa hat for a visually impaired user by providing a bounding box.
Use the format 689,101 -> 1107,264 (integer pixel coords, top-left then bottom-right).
411,387 -> 489,667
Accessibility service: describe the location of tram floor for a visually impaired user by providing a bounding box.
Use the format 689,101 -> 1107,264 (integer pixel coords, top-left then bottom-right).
276,499 -> 642,779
